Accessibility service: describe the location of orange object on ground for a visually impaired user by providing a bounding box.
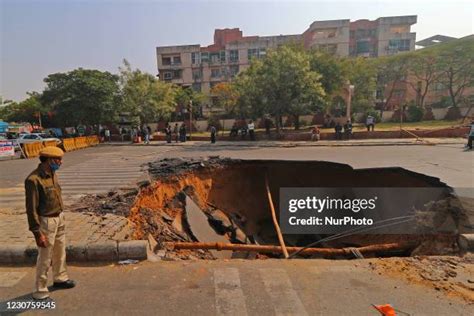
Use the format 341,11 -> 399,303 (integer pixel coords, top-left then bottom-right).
373,304 -> 397,316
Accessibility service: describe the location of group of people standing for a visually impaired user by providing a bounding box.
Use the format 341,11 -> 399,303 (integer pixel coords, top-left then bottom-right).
164,123 -> 187,143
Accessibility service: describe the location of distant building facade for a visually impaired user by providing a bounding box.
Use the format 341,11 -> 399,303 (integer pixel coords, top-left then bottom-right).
156,15 -> 418,115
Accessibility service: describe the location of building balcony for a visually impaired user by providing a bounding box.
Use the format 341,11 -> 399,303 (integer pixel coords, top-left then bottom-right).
159,62 -> 183,69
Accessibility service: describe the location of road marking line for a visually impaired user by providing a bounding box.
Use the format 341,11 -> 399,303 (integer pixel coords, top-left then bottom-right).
0,272 -> 27,287
214,268 -> 248,316
260,268 -> 308,316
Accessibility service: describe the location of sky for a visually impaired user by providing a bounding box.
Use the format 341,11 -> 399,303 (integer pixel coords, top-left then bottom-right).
1,0 -> 473,102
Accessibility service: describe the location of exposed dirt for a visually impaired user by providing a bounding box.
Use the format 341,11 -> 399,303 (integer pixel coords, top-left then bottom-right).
368,255 -> 474,303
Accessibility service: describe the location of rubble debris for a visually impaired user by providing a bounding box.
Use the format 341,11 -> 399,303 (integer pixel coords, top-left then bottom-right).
183,195 -> 232,259
70,188 -> 137,217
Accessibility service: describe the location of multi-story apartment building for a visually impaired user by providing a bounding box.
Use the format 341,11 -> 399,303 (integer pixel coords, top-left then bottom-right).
156,16 -> 417,114
156,28 -> 301,98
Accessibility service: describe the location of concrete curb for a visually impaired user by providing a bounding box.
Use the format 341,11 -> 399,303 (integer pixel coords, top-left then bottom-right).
0,240 -> 148,265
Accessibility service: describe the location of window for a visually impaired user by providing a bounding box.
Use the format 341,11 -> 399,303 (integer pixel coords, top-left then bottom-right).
259,48 -> 266,57
389,39 -> 411,52
210,82 -> 220,90
192,69 -> 202,80
172,56 -> 181,65
211,68 -> 221,78
210,52 -> 223,64
163,72 -> 172,80
356,41 -> 370,53
248,48 -> 258,60
162,57 -> 171,65
172,70 -> 182,79
201,52 -> 209,63
229,50 -> 239,62
390,25 -> 408,34
192,83 -> 201,92
191,52 -> 201,64
229,65 -> 239,77
318,44 -> 337,55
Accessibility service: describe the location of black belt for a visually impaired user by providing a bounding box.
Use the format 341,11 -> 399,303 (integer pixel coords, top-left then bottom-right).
42,212 -> 61,218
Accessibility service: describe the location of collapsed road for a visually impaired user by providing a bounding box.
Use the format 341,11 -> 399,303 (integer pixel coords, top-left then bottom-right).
73,157 -> 473,260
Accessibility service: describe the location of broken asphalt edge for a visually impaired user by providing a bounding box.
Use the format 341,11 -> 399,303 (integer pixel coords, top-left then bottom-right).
0,240 -> 148,265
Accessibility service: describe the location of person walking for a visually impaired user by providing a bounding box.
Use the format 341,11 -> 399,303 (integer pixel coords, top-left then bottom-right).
179,123 -> 187,142
248,120 -> 255,141
210,125 -> 217,144
165,125 -> 172,144
104,128 -> 111,142
343,120 -> 353,140
467,120 -> 474,150
142,125 -> 150,144
173,123 -> 179,143
25,147 -> 76,300
334,122 -> 343,140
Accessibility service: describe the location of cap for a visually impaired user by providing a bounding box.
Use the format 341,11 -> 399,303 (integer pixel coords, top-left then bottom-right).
39,146 -> 64,158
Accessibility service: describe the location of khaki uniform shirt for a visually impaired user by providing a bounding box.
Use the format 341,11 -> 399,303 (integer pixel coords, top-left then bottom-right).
25,164 -> 64,234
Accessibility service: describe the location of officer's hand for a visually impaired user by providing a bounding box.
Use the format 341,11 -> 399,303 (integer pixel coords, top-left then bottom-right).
35,233 -> 49,248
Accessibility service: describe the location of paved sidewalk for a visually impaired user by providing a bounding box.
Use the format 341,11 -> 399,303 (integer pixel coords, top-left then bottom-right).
0,210 -> 138,264
0,211 -> 131,249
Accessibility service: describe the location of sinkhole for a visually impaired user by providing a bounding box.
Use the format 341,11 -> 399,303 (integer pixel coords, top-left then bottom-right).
129,158 -> 472,259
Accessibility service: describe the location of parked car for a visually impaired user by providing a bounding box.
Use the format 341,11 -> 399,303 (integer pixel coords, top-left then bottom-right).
16,133 -> 62,146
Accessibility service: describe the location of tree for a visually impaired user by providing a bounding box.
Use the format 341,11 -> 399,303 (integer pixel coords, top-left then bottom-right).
0,92 -> 46,124
210,82 -> 239,116
119,60 -> 177,124
374,54 -> 409,111
309,51 -> 346,98
343,57 -> 377,113
235,46 -> 325,132
174,86 -> 206,120
402,51 -> 440,109
435,40 -> 474,107
41,68 -> 122,127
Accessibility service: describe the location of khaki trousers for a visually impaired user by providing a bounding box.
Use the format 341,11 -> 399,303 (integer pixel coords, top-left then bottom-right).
35,212 -> 69,293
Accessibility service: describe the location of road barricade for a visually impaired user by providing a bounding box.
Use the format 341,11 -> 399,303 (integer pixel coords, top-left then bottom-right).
43,140 -> 58,147
87,135 -> 100,146
22,142 -> 44,158
61,138 -> 77,152
74,136 -> 88,149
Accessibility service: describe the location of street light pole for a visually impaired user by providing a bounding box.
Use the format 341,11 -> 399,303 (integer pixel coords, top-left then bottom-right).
189,100 -> 193,140
346,82 -> 355,121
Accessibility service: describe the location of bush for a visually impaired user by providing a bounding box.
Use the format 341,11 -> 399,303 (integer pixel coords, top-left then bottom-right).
407,105 -> 423,122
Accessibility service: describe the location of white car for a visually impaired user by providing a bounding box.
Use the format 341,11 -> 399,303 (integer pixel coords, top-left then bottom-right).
16,133 -> 62,146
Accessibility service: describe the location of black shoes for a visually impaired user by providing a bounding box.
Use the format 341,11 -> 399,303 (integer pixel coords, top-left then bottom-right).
53,279 -> 76,289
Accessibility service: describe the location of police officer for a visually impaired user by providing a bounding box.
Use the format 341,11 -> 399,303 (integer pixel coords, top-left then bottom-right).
25,147 -> 76,300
